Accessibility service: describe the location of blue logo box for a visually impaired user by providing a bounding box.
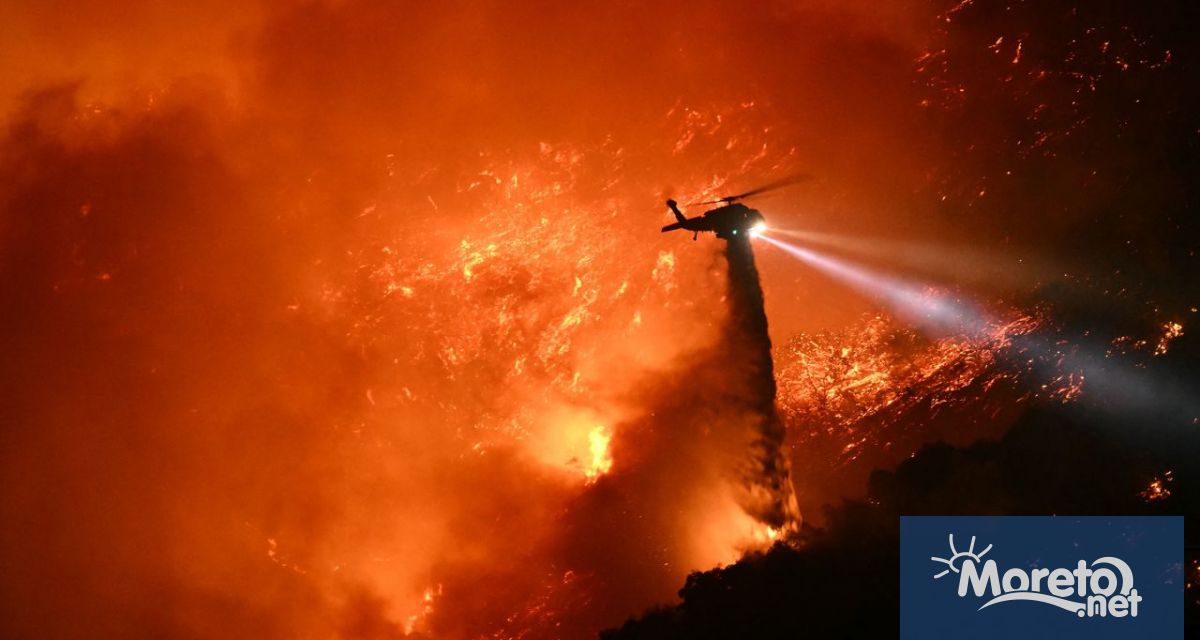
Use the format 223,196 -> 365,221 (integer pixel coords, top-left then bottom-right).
900,516 -> 1183,639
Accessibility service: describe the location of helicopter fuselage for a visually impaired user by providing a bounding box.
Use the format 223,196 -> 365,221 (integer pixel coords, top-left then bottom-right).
661,202 -> 765,240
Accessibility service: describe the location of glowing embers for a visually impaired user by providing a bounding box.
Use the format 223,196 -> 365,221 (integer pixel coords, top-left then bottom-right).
777,316 -> 1022,429
1154,321 -> 1184,356
1138,471 -> 1173,503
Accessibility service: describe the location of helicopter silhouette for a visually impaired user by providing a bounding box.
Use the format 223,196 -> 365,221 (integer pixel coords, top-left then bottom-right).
661,174 -> 809,241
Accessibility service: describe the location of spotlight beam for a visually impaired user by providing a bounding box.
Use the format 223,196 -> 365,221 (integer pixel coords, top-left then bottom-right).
767,228 -> 1049,288
759,233 -> 1200,423
757,234 -> 991,335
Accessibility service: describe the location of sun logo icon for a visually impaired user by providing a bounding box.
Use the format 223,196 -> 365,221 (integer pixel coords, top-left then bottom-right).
930,534 -> 993,580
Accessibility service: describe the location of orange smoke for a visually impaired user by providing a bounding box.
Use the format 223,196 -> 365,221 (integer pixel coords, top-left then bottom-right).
0,2 -> 1025,639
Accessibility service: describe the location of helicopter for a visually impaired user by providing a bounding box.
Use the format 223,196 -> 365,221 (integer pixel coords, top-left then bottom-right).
661,174 -> 808,241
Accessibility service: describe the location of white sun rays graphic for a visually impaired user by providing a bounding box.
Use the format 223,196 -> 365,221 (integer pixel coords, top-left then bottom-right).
930,534 -> 993,580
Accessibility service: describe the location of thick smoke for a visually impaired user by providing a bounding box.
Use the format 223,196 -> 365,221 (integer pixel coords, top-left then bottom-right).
7,0 -> 1195,638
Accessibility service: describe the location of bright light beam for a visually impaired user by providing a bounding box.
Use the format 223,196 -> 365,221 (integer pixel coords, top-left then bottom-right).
768,227 -> 1048,288
757,233 -> 992,336
759,233 -> 1200,422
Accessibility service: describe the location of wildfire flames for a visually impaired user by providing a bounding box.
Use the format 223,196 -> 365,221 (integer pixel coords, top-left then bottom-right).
585,426 -> 613,482
1,1 -> 1196,639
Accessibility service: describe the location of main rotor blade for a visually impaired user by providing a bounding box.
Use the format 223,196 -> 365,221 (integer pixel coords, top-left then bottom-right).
727,172 -> 812,200
687,172 -> 811,206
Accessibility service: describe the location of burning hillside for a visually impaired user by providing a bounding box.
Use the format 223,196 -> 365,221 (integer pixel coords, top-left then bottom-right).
2,1 -> 1198,639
